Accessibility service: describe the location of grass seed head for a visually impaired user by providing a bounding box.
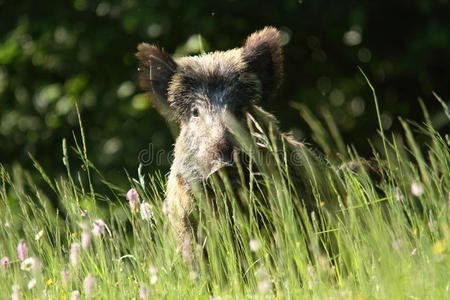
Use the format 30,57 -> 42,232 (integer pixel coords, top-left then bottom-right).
140,202 -> 153,220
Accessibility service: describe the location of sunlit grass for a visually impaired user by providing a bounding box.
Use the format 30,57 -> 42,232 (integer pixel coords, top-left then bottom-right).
0,91 -> 449,299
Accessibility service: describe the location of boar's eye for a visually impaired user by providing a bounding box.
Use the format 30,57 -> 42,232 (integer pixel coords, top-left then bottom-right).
191,107 -> 199,118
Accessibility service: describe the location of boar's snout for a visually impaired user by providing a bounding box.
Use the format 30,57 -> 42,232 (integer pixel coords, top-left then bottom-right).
207,133 -> 235,176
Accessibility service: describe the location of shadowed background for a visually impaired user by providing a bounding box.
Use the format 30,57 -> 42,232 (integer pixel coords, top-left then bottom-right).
0,0 -> 448,186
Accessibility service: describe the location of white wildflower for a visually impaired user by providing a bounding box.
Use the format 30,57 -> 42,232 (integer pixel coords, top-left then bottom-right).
411,181 -> 424,196
35,230 -> 44,241
249,238 -> 261,252
71,290 -> 80,300
27,278 -> 36,289
20,257 -> 36,271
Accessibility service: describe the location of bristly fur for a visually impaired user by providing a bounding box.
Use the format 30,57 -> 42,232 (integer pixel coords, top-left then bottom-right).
134,27 -> 339,264
136,43 -> 177,117
242,27 -> 283,102
136,26 -> 283,121
168,49 -> 263,122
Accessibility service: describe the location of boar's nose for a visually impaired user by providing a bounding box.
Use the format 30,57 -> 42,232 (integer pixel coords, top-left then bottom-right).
206,134 -> 236,178
216,136 -> 234,164
204,131 -> 246,186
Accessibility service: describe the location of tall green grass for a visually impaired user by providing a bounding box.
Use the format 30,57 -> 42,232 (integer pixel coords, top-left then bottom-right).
0,90 -> 448,299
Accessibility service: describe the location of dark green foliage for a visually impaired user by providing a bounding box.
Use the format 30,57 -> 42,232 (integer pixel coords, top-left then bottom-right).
0,0 -> 448,187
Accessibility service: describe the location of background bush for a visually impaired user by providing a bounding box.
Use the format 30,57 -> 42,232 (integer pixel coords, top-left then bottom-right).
0,0 -> 449,186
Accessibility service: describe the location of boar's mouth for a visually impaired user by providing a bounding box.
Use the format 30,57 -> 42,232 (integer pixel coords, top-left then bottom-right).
205,164 -> 241,188
207,160 -> 234,177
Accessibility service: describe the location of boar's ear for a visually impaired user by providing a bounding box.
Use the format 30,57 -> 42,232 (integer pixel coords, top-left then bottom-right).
136,43 -> 177,118
242,27 -> 283,102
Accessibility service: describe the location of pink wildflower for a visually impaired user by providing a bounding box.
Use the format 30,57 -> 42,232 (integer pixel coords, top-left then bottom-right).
127,188 -> 140,212
70,243 -> 81,267
81,231 -> 91,249
83,274 -> 95,296
62,269 -> 70,283
1,256 -> 9,269
138,285 -> 149,299
92,219 -> 106,236
17,240 -> 28,261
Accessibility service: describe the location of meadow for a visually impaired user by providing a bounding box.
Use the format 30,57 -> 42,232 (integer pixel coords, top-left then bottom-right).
0,87 -> 448,299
